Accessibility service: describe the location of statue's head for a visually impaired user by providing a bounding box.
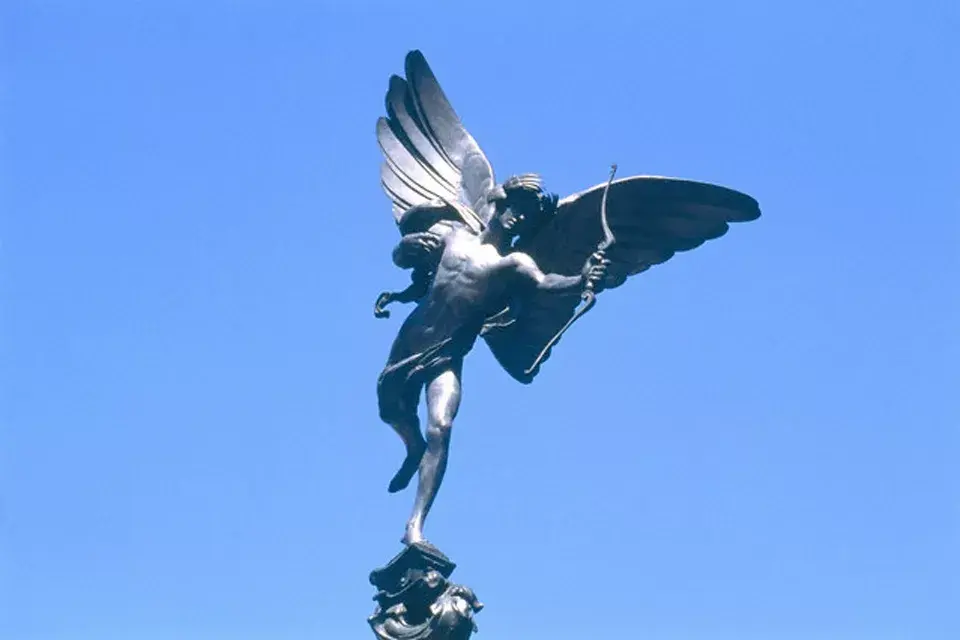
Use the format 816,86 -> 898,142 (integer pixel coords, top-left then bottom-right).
486,173 -> 556,240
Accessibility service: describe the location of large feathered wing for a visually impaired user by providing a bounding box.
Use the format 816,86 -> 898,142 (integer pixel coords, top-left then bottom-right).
377,50 -> 497,233
481,175 -> 762,383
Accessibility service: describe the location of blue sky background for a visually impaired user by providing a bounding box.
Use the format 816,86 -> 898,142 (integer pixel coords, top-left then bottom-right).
2,1 -> 958,639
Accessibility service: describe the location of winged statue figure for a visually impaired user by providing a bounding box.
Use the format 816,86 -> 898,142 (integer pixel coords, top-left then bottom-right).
372,50 -> 761,546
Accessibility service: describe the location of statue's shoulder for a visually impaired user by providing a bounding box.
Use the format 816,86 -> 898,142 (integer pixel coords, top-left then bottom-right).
439,225 -> 481,254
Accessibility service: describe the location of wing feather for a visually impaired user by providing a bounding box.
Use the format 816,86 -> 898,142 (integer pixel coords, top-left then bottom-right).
385,76 -> 461,193
403,51 -> 496,216
377,118 -> 457,205
378,149 -> 455,205
380,165 -> 427,220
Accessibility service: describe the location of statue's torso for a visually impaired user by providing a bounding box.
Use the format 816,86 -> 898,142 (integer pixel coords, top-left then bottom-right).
389,229 -> 509,362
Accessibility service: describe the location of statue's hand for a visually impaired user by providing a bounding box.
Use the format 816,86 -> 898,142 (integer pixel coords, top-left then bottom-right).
582,250 -> 611,293
374,292 -> 394,319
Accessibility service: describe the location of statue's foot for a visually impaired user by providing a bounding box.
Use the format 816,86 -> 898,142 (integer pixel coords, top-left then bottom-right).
401,522 -> 427,547
388,443 -> 425,493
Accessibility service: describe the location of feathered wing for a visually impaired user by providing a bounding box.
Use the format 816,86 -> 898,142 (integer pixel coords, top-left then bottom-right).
481,175 -> 762,383
377,50 -> 497,233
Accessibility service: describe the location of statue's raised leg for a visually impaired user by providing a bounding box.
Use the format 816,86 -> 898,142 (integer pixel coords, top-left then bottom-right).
379,368 -> 428,494
387,417 -> 426,494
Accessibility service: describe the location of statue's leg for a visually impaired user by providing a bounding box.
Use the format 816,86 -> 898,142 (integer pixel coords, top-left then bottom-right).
403,365 -> 461,546
380,375 -> 427,494
386,415 -> 426,494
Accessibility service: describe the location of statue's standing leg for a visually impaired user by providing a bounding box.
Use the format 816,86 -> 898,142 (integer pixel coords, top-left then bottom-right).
403,365 -> 461,546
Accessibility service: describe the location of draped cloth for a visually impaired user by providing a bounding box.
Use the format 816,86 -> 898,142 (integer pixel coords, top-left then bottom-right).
376,325 -> 477,425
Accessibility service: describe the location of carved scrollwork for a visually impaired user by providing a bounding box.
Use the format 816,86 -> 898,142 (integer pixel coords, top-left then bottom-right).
369,580 -> 482,640
369,544 -> 482,640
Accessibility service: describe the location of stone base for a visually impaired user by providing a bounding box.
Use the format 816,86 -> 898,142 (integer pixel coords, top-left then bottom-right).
368,543 -> 483,640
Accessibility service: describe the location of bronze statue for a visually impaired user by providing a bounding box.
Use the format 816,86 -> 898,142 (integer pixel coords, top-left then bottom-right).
372,50 -> 761,548
365,49 -> 761,639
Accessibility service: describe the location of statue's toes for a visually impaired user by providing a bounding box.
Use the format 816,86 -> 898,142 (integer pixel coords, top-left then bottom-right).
387,472 -> 412,493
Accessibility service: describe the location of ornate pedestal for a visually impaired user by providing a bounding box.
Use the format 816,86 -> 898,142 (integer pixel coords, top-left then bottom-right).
368,543 -> 483,640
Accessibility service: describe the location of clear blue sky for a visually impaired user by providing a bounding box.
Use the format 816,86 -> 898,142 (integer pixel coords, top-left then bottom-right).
2,2 -> 958,639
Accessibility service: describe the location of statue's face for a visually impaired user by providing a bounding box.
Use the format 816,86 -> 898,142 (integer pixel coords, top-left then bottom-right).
497,205 -> 524,236
496,194 -> 538,238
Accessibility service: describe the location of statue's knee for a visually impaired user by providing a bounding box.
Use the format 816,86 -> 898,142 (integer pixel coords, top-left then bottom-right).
380,406 -> 412,429
427,419 -> 453,439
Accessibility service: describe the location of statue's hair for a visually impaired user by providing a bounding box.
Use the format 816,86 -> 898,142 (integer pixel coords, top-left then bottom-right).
501,173 -> 544,196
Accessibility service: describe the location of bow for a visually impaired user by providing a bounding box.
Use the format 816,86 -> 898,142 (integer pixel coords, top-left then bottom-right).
525,163 -> 618,375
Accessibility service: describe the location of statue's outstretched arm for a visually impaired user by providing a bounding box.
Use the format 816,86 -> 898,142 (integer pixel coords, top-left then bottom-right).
511,252 -> 580,293
374,268 -> 432,319
375,229 -> 446,319
504,252 -> 607,296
